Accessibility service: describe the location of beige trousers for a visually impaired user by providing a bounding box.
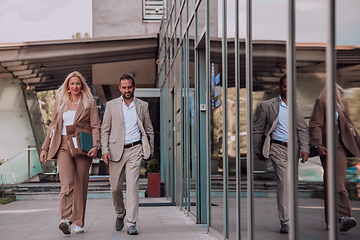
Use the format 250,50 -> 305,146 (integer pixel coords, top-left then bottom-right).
57,136 -> 92,227
320,135 -> 353,223
109,144 -> 142,228
269,142 -> 299,226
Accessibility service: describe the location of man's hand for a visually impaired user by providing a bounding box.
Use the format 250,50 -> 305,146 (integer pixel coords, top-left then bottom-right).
102,153 -> 111,165
143,154 -> 152,162
299,151 -> 309,163
317,145 -> 327,156
257,153 -> 267,161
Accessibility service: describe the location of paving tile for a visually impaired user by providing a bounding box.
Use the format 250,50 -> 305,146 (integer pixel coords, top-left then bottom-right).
6,196 -> 360,239
0,198 -> 214,240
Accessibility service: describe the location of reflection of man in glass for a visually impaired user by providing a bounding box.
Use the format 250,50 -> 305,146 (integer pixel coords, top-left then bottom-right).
253,75 -> 309,234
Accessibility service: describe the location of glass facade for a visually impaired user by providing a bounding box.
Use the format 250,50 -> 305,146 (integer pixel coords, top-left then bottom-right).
158,0 -> 360,239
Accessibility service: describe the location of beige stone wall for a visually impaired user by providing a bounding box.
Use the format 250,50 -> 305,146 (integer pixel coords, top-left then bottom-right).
92,0 -> 161,38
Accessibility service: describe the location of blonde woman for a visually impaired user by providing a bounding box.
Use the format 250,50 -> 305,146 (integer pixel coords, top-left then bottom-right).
309,83 -> 358,232
40,71 -> 100,235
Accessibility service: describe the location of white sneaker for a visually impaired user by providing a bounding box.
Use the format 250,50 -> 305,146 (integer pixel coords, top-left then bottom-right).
73,225 -> 84,234
59,219 -> 71,235
339,216 -> 357,232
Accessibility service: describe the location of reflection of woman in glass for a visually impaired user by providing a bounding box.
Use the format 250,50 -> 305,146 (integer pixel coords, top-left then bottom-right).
309,84 -> 358,232
39,71 -> 101,235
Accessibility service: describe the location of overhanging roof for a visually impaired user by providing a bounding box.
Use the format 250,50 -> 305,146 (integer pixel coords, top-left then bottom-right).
1,35 -> 360,93
0,35 -> 158,91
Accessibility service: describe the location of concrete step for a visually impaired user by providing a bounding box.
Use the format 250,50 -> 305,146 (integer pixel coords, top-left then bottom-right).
5,180 -> 323,201
6,179 -> 160,201
11,180 -> 148,192
15,190 -> 146,200
209,181 -> 324,191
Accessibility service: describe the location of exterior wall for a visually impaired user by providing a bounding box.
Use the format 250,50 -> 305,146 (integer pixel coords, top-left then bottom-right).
92,59 -> 157,103
0,78 -> 43,184
92,0 -> 159,104
92,0 -> 161,37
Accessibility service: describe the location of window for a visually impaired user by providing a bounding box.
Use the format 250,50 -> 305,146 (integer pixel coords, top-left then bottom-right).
143,0 -> 164,21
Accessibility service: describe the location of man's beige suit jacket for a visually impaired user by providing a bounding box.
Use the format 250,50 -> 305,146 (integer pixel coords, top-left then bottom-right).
253,96 -> 309,158
101,97 -> 154,161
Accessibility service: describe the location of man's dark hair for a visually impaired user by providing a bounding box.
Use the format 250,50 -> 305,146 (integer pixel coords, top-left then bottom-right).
119,74 -> 135,86
279,74 -> 286,86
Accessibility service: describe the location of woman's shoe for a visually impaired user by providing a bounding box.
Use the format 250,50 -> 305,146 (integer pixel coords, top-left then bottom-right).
58,219 -> 71,235
73,225 -> 84,234
339,216 -> 357,232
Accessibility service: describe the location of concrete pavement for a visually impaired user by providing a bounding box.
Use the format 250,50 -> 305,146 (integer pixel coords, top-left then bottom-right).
0,198 -> 214,240
210,197 -> 360,240
1,197 -> 359,239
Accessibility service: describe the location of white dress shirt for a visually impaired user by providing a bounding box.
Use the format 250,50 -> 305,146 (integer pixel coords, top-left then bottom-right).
121,96 -> 141,144
271,95 -> 288,142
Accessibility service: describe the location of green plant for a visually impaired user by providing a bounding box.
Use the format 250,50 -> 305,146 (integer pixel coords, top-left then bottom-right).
0,186 -> 4,198
0,166 -> 13,204
0,197 -> 13,205
0,164 -> 4,198
146,158 -> 160,173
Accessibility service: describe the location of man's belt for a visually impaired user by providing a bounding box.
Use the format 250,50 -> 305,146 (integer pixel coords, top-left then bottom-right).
124,140 -> 142,148
271,139 -> 288,147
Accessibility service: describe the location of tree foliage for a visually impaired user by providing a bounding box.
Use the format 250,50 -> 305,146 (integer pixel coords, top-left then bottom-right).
345,88 -> 360,166
37,90 -> 56,133
72,32 -> 90,39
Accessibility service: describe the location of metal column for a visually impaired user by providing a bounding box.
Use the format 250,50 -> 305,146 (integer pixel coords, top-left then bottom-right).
185,0 -> 191,215
205,0 -> 212,232
287,0 -> 299,239
246,0 -> 254,239
326,0 -> 338,239
180,30 -> 184,211
222,0 -> 229,238
235,0 -> 242,238
185,30 -> 191,214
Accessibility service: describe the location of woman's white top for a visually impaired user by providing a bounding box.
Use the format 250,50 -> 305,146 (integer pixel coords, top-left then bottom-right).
62,110 -> 76,135
336,111 -> 339,133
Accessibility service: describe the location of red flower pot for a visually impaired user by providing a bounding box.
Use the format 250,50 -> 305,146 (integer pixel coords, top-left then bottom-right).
147,172 -> 161,197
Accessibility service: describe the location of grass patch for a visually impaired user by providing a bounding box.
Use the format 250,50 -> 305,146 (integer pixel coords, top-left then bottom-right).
0,197 -> 14,205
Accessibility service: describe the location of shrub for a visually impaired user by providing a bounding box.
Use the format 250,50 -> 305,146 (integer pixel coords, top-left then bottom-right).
146,158 -> 160,173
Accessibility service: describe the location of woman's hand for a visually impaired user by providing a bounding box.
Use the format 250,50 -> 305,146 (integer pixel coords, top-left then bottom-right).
87,147 -> 98,158
39,150 -> 47,164
317,145 -> 327,156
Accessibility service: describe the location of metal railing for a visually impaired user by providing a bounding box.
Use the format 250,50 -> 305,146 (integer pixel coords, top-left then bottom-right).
5,145 -> 37,183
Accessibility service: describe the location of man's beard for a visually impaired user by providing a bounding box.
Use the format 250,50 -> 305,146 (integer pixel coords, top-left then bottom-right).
123,92 -> 134,99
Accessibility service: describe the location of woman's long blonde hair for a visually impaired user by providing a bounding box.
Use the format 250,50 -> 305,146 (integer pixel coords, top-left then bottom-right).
56,71 -> 93,113
318,83 -> 345,111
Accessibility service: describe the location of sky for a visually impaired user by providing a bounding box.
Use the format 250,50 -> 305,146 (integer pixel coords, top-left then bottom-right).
220,0 -> 360,45
0,0 -> 92,43
0,0 -> 359,45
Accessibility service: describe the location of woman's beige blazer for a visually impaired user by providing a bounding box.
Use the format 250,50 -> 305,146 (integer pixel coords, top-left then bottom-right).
309,98 -> 360,157
41,99 -> 101,160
